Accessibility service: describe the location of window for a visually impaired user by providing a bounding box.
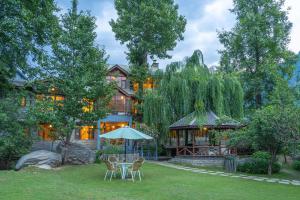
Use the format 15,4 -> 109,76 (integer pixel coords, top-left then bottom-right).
21,97 -> 26,107
80,126 -> 95,140
121,80 -> 126,89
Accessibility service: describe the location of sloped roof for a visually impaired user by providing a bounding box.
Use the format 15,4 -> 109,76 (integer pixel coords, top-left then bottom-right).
169,111 -> 241,130
108,64 -> 130,74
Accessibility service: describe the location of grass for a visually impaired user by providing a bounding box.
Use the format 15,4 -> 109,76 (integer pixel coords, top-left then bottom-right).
171,161 -> 300,181
0,163 -> 300,200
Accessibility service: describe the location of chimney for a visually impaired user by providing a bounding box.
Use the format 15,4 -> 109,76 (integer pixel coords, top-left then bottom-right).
151,59 -> 159,71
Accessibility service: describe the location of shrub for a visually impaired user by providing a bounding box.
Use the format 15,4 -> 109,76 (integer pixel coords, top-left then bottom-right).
94,150 -> 103,164
237,157 -> 281,174
252,151 -> 271,160
103,145 -> 123,155
292,160 -> 300,171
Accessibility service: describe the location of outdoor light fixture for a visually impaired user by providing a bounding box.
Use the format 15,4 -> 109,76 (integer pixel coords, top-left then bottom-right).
203,127 -> 207,131
49,124 -> 53,128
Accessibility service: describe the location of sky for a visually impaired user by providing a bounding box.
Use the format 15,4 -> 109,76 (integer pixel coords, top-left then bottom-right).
57,0 -> 300,69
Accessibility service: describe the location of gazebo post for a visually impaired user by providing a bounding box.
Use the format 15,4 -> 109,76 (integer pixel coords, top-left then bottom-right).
155,138 -> 158,161
141,142 -> 144,158
192,130 -> 195,156
176,130 -> 179,156
218,129 -> 222,155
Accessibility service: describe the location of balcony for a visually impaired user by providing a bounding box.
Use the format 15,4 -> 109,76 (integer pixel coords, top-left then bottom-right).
109,100 -> 132,115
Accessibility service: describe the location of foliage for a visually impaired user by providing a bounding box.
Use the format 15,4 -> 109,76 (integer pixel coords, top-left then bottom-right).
218,0 -> 296,110
102,144 -> 123,155
110,0 -> 186,63
292,161 -> 300,171
237,159 -> 281,174
237,151 -> 280,174
252,151 -> 271,160
143,50 -> 244,142
94,150 -> 103,164
0,91 -> 33,169
0,0 -> 58,89
28,0 -> 114,144
222,75 -> 244,118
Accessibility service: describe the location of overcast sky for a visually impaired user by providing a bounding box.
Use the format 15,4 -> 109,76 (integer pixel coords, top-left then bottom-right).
57,0 -> 300,69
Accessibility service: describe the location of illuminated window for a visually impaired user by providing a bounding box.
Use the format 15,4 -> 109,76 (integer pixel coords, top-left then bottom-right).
21,97 -> 26,107
38,124 -> 54,141
80,126 -> 95,140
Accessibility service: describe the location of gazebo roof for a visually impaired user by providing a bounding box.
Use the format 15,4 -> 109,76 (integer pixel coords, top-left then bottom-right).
169,111 -> 241,130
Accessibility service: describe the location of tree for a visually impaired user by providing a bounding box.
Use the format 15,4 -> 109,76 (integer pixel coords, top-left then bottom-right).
0,0 -> 58,89
218,0 -> 296,110
248,105 -> 300,175
143,50 -> 244,141
110,0 -> 186,116
0,92 -> 33,169
30,0 -> 114,145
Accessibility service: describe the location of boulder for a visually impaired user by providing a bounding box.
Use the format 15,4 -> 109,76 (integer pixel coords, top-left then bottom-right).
58,143 -> 95,165
15,150 -> 62,170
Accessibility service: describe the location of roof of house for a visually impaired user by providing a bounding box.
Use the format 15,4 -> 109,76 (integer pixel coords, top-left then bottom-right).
169,111 -> 241,130
108,64 -> 130,74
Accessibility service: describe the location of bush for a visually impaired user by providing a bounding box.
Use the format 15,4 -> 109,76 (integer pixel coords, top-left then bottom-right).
102,145 -> 123,155
252,151 -> 271,160
237,156 -> 281,174
94,150 -> 103,164
292,160 -> 300,171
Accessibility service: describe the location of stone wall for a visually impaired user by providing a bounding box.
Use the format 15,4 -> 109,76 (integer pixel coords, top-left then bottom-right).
169,156 -> 225,167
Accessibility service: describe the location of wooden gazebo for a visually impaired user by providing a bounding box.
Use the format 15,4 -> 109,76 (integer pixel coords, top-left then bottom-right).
166,111 -> 241,157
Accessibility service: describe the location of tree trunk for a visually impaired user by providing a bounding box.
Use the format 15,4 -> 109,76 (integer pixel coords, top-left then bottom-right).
268,151 -> 277,176
284,153 -> 287,164
255,93 -> 262,109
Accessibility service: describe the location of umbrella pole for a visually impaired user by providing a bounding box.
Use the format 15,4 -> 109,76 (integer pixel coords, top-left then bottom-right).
124,139 -> 126,162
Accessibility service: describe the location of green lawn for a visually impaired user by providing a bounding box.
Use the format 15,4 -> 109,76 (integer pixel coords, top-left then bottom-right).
0,163 -> 300,200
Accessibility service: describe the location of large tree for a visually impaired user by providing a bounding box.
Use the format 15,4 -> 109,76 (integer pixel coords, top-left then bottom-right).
0,92 -> 33,169
218,0 -> 295,110
30,0 -> 114,145
110,0 -> 186,116
143,50 -> 244,141
0,0 -> 58,89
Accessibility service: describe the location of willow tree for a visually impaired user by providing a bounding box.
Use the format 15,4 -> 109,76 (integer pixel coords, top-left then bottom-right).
143,50 -> 244,141
207,76 -> 223,115
143,90 -> 170,140
223,75 -> 244,119
110,0 -> 186,117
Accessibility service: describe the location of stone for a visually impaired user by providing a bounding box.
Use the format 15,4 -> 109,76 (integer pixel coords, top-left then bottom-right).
37,164 -> 52,170
58,143 -> 95,165
278,181 -> 290,185
15,150 -> 62,170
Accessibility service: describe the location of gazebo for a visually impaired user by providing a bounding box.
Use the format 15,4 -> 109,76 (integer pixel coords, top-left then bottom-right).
166,111 -> 242,157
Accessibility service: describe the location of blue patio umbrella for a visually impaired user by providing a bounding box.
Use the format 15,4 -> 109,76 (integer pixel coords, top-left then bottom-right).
100,127 -> 153,161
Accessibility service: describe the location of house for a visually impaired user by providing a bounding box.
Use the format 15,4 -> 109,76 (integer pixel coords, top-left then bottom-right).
27,63 -> 158,150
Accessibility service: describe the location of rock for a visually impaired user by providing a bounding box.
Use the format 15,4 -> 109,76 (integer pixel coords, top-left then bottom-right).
36,164 -> 52,170
58,143 -> 95,165
15,150 -> 62,170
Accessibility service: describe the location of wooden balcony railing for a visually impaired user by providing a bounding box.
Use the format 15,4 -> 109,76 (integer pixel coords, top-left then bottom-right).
109,100 -> 132,114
